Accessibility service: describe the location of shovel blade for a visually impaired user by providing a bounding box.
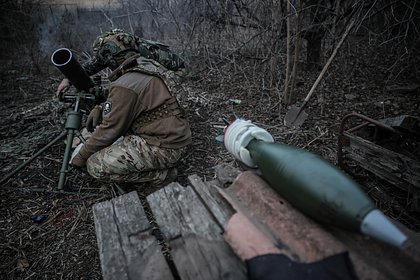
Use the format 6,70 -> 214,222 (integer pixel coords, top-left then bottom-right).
284,106 -> 308,128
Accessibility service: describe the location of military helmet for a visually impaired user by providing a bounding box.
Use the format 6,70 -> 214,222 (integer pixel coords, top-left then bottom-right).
92,29 -> 138,69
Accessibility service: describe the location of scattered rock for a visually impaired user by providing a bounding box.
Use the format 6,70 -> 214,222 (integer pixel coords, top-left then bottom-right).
345,94 -> 356,100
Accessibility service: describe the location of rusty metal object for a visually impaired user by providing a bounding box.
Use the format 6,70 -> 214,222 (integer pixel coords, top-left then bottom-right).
337,112 -> 398,167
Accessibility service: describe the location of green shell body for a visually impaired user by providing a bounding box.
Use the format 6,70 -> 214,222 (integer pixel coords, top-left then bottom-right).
247,140 -> 375,231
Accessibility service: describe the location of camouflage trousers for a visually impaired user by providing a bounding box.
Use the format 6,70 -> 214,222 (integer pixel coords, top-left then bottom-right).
86,135 -> 186,183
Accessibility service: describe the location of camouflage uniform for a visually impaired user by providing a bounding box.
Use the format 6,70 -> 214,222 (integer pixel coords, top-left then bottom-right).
71,30 -> 191,184
82,55 -> 105,77
87,135 -> 186,183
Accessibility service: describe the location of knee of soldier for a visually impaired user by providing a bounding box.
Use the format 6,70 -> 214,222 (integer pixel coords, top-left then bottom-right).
86,155 -> 105,180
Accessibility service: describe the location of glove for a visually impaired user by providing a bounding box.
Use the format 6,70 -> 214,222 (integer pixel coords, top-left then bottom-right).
70,143 -> 87,168
86,105 -> 102,132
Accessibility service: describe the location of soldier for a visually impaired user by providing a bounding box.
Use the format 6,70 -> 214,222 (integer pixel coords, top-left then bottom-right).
56,28 -> 185,97
69,29 -> 191,186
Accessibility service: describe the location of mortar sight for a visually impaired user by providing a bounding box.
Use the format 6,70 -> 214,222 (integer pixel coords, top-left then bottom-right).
51,48 -> 94,92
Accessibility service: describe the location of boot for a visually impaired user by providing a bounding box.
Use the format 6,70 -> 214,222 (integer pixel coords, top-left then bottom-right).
151,167 -> 178,188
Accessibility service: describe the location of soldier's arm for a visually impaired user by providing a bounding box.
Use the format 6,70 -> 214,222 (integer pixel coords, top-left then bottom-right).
56,56 -> 105,98
56,78 -> 71,97
76,85 -> 144,163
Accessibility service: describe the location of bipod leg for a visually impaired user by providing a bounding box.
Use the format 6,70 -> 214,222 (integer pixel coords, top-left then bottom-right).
58,128 -> 76,191
57,108 -> 82,191
0,131 -> 68,186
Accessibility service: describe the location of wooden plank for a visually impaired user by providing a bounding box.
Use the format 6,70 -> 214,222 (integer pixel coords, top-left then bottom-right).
188,174 -> 235,228
329,226 -> 420,280
169,234 -> 247,280
147,183 -> 222,240
147,183 -> 247,280
343,132 -> 420,190
93,191 -> 173,280
127,241 -> 174,280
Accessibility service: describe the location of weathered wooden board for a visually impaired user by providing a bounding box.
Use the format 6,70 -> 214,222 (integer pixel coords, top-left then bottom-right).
93,191 -> 173,280
147,182 -> 247,280
330,225 -> 420,280
188,174 -> 235,228
343,132 -> 420,190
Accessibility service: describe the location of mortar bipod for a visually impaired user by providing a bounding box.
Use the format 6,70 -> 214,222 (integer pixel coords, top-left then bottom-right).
0,92 -> 96,191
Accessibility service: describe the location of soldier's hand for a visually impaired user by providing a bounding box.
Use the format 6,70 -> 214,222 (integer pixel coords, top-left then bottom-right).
86,105 -> 102,132
71,153 -> 87,168
223,212 -> 281,261
56,78 -> 71,98
70,143 -> 87,168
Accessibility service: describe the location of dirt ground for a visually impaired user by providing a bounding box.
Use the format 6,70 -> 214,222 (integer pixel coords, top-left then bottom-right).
1,37 -> 419,279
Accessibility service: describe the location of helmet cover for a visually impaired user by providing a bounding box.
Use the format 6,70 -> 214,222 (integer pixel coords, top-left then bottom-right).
92,29 -> 138,68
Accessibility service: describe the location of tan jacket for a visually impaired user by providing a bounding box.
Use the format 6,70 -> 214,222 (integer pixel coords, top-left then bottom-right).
78,66 -> 191,161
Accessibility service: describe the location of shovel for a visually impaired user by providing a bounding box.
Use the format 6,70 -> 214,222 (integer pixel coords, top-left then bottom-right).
284,97 -> 310,128
284,18 -> 356,128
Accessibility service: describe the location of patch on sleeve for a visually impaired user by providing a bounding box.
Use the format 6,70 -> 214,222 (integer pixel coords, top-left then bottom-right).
103,101 -> 112,115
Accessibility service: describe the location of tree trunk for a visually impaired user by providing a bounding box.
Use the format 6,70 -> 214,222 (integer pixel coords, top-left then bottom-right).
288,0 -> 302,105
306,31 -> 323,70
283,0 -> 292,104
269,0 -> 282,98
304,0 -> 325,71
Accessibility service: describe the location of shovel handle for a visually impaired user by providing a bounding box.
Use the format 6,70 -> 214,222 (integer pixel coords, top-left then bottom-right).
293,103 -> 306,121
303,18 -> 355,103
